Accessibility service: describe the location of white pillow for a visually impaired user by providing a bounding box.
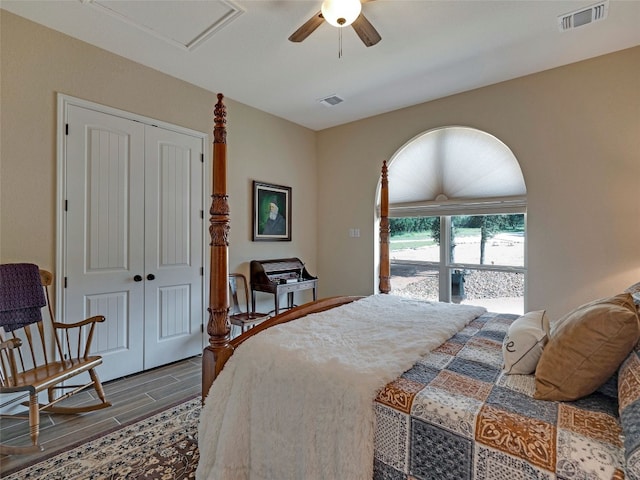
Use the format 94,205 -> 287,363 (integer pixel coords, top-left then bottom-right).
502,310 -> 550,375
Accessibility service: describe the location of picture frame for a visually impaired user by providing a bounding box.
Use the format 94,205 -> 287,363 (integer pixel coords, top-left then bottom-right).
252,181 -> 292,241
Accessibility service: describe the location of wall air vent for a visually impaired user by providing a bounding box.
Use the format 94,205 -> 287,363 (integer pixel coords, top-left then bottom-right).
558,1 -> 608,31
318,95 -> 345,107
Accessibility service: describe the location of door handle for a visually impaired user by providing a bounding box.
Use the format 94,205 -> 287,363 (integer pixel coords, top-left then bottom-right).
147,274 -> 156,281
133,275 -> 143,282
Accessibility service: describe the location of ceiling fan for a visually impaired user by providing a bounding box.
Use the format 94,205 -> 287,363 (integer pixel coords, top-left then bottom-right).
288,0 -> 381,47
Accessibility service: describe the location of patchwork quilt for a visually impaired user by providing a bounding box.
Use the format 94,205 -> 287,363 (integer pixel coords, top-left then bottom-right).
373,312 -> 628,480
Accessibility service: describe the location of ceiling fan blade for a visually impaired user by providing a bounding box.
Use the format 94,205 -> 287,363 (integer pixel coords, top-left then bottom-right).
351,13 -> 381,47
288,12 -> 324,43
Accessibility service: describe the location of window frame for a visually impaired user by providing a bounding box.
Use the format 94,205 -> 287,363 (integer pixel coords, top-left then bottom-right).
390,214 -> 526,304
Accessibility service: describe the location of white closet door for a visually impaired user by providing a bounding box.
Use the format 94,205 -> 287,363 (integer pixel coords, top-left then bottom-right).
64,105 -> 205,382
143,125 -> 203,368
65,105 -> 145,379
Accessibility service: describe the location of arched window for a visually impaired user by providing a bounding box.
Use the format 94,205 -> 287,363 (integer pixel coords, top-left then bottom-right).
387,126 -> 527,313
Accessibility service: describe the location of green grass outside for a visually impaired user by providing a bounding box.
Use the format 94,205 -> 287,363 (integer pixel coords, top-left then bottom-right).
392,228 -> 480,241
390,231 -> 437,252
390,240 -> 433,251
389,227 -> 526,251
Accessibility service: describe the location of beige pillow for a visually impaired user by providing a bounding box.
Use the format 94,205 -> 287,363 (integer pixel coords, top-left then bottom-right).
502,310 -> 550,375
534,293 -> 640,401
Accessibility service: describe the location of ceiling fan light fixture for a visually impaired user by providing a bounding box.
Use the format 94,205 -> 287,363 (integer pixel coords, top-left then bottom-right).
321,0 -> 362,27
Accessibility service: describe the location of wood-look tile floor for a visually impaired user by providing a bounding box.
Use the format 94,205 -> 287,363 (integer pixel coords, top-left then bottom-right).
0,355 -> 202,474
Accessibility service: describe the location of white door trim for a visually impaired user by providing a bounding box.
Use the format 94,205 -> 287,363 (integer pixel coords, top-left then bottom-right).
56,93 -> 210,354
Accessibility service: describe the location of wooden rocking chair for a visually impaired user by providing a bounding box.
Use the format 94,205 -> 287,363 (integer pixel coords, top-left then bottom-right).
0,264 -> 111,455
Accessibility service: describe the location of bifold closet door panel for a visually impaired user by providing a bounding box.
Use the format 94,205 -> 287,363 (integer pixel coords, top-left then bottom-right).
64,105 -> 146,380
143,125 -> 204,369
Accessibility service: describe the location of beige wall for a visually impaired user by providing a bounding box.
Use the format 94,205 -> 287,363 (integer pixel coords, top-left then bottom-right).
2,11 -> 639,322
317,46 -> 640,319
0,11 -> 318,312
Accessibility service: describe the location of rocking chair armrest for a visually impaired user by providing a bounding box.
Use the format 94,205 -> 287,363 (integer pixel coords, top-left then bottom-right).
0,338 -> 22,350
0,384 -> 36,395
52,315 -> 106,330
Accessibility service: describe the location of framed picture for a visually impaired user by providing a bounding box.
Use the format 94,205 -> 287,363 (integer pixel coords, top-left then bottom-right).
252,181 -> 291,241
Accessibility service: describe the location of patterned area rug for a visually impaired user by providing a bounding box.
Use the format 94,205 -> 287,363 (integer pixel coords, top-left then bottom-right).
2,397 -> 200,479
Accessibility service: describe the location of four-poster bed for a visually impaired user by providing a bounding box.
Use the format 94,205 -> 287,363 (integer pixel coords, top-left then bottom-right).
199,95 -> 639,480
202,94 -> 392,398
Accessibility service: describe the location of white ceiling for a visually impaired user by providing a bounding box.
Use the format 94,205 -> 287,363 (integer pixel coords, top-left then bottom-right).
3,0 -> 639,131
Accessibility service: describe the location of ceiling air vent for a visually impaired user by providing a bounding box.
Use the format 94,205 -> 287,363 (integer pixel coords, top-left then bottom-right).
558,1 -> 609,31
318,95 -> 345,107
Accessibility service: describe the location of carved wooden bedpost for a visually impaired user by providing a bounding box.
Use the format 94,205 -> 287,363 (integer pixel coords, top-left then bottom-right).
379,160 -> 391,294
202,94 -> 233,400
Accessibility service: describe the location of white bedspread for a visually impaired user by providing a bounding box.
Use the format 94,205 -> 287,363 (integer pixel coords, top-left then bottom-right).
196,294 -> 486,480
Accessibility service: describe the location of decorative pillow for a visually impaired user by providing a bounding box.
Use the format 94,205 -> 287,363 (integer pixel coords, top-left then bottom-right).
502,310 -> 550,375
618,346 -> 640,480
534,293 -> 640,401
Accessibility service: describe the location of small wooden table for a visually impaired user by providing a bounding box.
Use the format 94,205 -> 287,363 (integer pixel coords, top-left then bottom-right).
249,258 -> 318,315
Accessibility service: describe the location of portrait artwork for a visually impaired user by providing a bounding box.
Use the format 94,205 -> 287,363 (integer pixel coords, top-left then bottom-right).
252,181 -> 291,241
